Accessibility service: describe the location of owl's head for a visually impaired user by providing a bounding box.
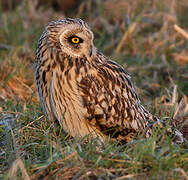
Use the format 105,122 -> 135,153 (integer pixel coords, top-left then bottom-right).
46,18 -> 96,59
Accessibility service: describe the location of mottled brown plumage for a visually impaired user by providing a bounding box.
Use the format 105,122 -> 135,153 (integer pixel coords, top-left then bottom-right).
35,18 -> 183,143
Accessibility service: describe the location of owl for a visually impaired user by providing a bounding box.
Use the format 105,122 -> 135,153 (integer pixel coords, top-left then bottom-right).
35,18 -> 183,143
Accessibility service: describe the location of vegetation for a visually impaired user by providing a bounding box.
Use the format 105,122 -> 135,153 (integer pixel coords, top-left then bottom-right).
0,0 -> 187,179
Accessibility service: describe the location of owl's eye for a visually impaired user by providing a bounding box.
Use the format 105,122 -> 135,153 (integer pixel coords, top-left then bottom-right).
71,37 -> 79,43
69,36 -> 83,44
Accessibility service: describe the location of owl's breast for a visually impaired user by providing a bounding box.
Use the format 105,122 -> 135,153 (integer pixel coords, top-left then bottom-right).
49,57 -> 99,138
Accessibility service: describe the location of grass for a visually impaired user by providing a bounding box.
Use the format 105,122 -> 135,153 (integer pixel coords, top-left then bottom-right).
0,0 -> 188,179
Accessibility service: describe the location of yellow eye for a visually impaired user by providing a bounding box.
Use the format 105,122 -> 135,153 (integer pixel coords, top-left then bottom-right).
71,37 -> 80,44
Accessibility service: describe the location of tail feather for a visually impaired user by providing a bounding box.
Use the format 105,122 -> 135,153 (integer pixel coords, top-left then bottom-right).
145,116 -> 184,143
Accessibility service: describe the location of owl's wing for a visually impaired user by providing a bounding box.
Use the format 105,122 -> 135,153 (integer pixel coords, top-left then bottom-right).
78,54 -> 154,140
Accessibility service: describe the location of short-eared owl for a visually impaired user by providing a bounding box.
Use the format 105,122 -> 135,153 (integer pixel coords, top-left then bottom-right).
35,18 -> 183,143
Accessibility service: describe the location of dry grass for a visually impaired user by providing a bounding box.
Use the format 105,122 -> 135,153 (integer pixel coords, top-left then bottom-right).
0,0 -> 188,179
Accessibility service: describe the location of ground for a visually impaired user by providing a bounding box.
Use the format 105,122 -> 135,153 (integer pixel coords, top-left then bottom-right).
0,0 -> 188,179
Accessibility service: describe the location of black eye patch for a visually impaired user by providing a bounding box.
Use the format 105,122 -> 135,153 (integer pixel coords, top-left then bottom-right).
68,36 -> 83,44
